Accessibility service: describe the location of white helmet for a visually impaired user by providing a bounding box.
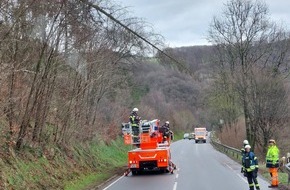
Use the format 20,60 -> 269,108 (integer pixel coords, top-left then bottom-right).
245,145 -> 251,149
243,140 -> 249,145
132,108 -> 138,112
269,139 -> 276,144
165,121 -> 169,124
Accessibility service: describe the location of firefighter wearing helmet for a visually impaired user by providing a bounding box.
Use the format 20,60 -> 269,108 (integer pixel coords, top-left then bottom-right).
241,140 -> 249,155
159,121 -> 171,142
241,139 -> 250,174
242,145 -> 260,190
266,139 -> 280,188
129,108 -> 141,142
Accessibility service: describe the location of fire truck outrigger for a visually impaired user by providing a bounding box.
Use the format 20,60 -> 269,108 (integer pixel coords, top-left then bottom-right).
122,119 -> 176,176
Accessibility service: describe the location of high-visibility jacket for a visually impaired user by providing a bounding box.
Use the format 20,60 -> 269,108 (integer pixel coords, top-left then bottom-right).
266,145 -> 279,168
129,112 -> 140,127
242,151 -> 258,172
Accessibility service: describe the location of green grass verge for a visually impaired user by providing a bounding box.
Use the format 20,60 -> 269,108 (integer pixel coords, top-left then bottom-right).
0,137 -> 131,190
64,138 -> 131,190
172,130 -> 184,141
65,173 -> 111,190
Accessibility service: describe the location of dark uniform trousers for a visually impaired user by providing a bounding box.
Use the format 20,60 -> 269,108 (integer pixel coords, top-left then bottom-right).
245,171 -> 260,190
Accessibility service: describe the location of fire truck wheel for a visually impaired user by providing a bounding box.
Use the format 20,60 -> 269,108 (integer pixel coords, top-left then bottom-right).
132,170 -> 138,175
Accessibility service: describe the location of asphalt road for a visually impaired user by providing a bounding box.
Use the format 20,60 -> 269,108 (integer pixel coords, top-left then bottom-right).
102,139 -> 272,190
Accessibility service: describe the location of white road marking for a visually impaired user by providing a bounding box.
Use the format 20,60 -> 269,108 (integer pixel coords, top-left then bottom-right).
225,163 -> 233,170
176,174 -> 179,179
173,182 -> 177,190
103,176 -> 124,190
225,164 -> 247,184
237,173 -> 248,183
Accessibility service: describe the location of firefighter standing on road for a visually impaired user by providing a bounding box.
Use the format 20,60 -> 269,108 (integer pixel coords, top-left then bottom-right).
266,139 -> 280,188
129,108 -> 141,142
242,145 -> 260,190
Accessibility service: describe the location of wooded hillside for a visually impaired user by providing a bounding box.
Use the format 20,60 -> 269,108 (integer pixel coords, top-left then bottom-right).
0,0 -> 209,158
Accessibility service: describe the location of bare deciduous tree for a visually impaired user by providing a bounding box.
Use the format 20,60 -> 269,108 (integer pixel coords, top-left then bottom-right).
208,0 -> 290,149
0,0 -> 162,151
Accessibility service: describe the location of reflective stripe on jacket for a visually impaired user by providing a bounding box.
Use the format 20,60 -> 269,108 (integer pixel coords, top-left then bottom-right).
242,151 -> 258,172
266,145 -> 279,168
129,113 -> 139,127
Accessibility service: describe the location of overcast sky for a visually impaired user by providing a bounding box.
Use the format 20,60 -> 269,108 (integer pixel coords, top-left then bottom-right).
119,0 -> 290,47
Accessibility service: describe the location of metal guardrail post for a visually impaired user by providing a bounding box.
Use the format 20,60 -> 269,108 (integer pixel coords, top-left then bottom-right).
285,163 -> 290,185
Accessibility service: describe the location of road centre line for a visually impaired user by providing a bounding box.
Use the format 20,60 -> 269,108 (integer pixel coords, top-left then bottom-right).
173,182 -> 177,190
176,174 -> 179,179
103,176 -> 124,190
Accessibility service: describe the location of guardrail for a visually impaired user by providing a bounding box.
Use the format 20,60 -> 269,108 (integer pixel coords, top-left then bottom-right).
210,138 -> 242,161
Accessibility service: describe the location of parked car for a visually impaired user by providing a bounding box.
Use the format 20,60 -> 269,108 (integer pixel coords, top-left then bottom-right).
188,133 -> 195,140
183,133 -> 189,139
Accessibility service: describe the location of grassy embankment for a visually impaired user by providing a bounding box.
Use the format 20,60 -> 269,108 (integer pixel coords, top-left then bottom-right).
0,138 -> 131,190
